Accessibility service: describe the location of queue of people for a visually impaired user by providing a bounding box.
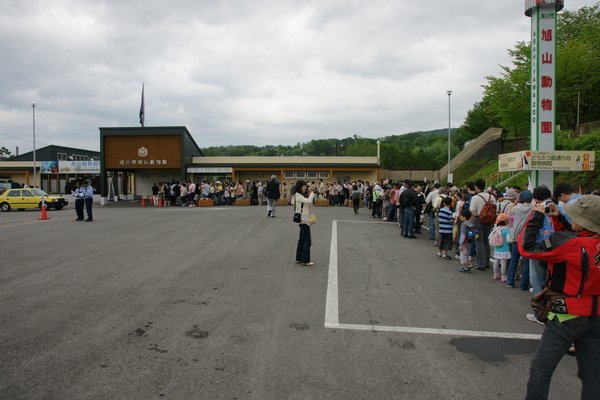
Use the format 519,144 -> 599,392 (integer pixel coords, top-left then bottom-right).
152,180 -> 247,207
350,178 -> 599,399
413,179 -> 599,400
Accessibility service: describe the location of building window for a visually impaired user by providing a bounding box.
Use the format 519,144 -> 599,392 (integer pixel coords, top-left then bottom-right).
284,171 -> 294,179
319,171 -> 329,179
306,171 -> 317,179
57,152 -> 67,160
294,171 -> 306,178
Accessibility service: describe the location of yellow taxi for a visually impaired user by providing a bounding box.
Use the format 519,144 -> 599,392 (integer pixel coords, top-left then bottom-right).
0,188 -> 68,212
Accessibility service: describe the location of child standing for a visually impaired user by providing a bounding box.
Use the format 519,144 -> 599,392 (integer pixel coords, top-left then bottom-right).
437,197 -> 454,259
491,213 -> 511,281
458,208 -> 476,273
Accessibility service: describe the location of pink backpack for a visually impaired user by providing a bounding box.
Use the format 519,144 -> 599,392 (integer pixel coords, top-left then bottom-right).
488,227 -> 504,247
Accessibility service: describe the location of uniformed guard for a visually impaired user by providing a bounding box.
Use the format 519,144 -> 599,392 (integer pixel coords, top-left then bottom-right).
83,179 -> 94,221
71,181 -> 85,221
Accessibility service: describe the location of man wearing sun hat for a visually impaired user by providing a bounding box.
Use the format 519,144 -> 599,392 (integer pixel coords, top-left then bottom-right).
519,195 -> 600,399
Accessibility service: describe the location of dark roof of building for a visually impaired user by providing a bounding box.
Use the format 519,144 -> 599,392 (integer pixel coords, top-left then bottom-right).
11,145 -> 100,161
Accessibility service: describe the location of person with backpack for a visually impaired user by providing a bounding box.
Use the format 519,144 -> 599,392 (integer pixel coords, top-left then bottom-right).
464,182 -> 478,260
490,213 -> 511,282
505,190 -> 533,289
371,183 -> 383,219
469,178 -> 496,271
457,208 -> 476,273
519,195 -> 600,400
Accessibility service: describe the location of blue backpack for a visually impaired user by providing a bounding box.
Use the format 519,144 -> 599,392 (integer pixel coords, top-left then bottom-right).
465,225 -> 479,243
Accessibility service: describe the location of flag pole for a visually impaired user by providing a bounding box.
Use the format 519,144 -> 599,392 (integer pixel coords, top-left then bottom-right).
139,83 -> 145,127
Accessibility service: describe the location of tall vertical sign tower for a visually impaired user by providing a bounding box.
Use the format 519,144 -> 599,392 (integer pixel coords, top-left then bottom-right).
525,0 -> 564,189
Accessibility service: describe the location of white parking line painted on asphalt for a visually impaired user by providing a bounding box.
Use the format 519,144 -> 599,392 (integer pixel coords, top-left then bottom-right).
324,220 -> 542,340
332,323 -> 542,340
2,220 -> 47,229
324,220 -> 339,326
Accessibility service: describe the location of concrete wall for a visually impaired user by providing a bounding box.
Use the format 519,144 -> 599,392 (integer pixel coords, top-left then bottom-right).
381,170 -> 436,182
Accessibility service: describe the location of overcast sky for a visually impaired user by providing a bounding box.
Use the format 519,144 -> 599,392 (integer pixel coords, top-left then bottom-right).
0,0 -> 596,154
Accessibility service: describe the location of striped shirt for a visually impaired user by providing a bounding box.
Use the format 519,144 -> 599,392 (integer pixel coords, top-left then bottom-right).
438,207 -> 454,234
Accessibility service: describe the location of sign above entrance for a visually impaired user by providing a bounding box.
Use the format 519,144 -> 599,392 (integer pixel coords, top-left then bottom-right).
103,135 -> 182,169
499,150 -> 595,172
187,167 -> 233,173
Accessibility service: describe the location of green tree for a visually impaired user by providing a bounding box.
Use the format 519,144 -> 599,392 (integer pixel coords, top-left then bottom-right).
457,99 -> 498,146
556,4 -> 600,128
481,42 -> 530,139
0,146 -> 12,158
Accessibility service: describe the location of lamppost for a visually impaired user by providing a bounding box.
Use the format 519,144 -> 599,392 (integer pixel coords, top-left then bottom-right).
31,102 -> 36,188
446,90 -> 452,183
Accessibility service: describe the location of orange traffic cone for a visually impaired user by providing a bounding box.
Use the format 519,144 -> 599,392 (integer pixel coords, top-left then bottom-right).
39,204 -> 49,220
141,196 -> 146,207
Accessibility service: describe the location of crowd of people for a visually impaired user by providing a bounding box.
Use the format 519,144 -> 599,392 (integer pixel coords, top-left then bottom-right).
151,178 -> 378,208
347,178 -> 600,399
151,180 -> 249,206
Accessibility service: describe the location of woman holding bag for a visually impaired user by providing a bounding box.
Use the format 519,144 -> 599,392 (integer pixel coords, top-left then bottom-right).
294,180 -> 316,266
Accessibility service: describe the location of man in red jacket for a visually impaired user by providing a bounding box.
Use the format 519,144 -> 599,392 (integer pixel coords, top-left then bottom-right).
519,195 -> 600,400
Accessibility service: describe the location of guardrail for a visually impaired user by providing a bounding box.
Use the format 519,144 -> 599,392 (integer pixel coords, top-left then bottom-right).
485,171 -> 520,188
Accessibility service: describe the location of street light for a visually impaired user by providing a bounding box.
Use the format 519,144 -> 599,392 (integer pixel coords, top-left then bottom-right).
31,102 -> 36,188
446,90 -> 452,183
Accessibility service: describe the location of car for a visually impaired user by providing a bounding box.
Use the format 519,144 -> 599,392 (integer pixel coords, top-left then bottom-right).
0,188 -> 68,212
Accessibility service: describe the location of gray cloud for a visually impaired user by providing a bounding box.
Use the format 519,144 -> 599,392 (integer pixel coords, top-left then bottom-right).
0,0 -> 596,153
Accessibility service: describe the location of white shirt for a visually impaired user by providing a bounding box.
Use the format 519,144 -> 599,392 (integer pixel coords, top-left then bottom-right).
425,189 -> 439,204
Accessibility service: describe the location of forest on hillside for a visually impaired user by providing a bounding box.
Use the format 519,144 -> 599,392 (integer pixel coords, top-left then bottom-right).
202,4 -> 600,171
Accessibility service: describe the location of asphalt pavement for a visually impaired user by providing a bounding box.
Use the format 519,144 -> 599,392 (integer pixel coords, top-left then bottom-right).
0,203 -> 581,399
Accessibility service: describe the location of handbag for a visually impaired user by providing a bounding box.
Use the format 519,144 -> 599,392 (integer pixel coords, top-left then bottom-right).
293,212 -> 301,223
530,288 -> 565,323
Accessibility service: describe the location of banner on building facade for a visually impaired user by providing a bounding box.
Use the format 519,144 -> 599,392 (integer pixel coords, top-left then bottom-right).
41,161 -> 59,173
499,150 -> 595,172
58,160 -> 101,174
